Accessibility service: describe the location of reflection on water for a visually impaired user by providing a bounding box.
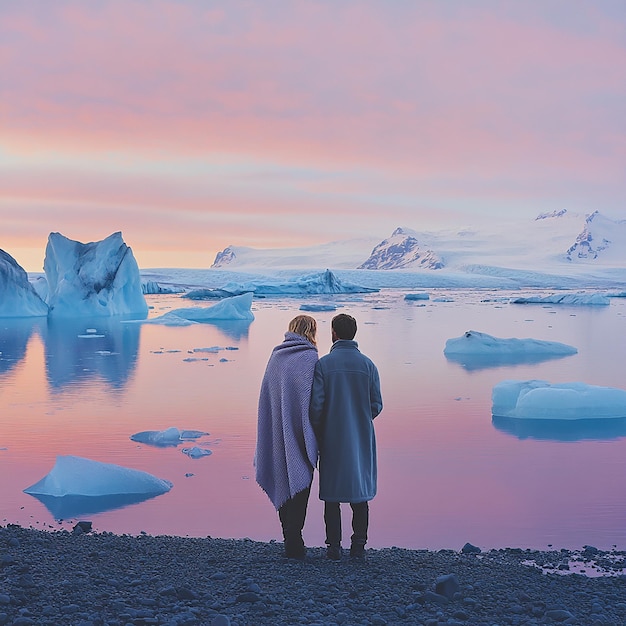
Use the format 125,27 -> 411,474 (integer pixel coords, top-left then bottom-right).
0,318 -> 45,375
492,415 -> 626,442
1,290 -> 626,550
43,317 -> 140,390
27,492 -> 168,520
202,319 -> 252,341
445,351 -> 575,372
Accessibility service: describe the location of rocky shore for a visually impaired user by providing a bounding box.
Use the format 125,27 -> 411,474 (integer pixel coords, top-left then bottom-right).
0,524 -> 624,625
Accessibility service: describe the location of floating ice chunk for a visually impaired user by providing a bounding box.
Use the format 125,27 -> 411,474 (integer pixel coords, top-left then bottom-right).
23,456 -> 172,519
492,380 -> 626,420
44,232 -> 148,318
130,428 -> 209,447
404,292 -> 430,301
182,446 -> 213,459
143,313 -> 197,326
193,346 -> 222,353
146,293 -> 255,325
0,250 -> 49,318
444,330 -> 577,370
299,303 -> 338,311
511,293 -> 610,306
24,455 -> 172,497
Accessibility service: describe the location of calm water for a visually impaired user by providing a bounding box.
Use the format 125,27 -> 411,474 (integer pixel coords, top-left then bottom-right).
1,289 -> 625,551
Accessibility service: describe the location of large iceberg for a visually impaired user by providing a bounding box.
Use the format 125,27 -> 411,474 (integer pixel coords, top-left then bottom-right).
492,380 -> 626,420
444,330 -> 577,370
0,250 -> 48,318
144,292 -> 254,325
24,455 -> 172,518
219,269 -> 378,296
44,232 -> 148,318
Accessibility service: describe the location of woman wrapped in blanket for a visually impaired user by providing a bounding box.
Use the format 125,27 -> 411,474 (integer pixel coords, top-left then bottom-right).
255,315 -> 319,560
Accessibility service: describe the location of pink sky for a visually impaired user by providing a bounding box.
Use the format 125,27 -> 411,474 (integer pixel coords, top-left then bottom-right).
1,1 -> 625,270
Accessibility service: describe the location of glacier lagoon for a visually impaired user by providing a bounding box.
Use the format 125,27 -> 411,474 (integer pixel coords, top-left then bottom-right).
1,284 -> 625,552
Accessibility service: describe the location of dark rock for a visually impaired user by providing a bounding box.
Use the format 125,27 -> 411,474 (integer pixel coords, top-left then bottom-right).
175,586 -> 198,600
461,542 -> 481,554
545,608 -> 575,621
435,573 -> 460,599
423,590 -> 450,606
236,592 -> 261,603
73,521 -> 93,534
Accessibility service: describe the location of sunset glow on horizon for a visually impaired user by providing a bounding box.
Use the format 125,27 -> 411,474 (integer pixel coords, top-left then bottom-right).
1,1 -> 625,271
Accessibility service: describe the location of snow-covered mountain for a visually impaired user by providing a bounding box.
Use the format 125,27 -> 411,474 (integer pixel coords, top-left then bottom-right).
357,227 -> 444,270
211,238 -> 380,270
211,210 -> 626,272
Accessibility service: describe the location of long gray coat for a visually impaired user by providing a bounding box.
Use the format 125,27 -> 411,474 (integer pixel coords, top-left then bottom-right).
309,339 -> 382,503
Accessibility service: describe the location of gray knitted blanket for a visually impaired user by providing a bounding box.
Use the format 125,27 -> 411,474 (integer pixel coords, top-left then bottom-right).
255,332 -> 319,510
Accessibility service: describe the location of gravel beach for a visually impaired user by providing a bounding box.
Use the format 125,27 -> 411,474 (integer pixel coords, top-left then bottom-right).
1,524 -> 624,626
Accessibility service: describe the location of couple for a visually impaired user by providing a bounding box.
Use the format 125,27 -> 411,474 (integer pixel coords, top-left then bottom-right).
255,313 -> 383,561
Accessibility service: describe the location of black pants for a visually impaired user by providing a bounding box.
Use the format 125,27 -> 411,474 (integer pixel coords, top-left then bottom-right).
278,486 -> 311,557
324,500 -> 369,548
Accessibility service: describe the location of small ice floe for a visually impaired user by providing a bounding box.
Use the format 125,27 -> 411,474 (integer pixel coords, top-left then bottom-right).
24,455 -> 172,519
511,293 -> 610,306
444,331 -> 577,371
404,292 -> 430,301
193,346 -> 222,353
181,447 -> 213,459
492,380 -> 626,420
130,427 -> 209,447
299,303 -> 338,312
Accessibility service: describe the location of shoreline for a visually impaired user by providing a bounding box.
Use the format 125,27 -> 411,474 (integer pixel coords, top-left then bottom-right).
1,525 -> 624,625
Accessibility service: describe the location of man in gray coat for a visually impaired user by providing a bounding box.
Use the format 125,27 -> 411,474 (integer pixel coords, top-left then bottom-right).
310,313 -> 383,560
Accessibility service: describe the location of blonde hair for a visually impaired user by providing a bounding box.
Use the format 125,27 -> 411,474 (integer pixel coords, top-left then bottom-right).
288,315 -> 317,346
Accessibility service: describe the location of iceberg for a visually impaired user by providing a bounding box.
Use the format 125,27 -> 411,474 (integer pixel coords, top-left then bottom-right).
220,269 -> 378,296
404,292 -> 430,301
511,293 -> 610,306
299,303 -> 338,312
444,330 -> 577,370
492,380 -> 626,420
44,232 -> 149,318
24,455 -> 172,518
0,250 -> 48,318
145,292 -> 254,325
181,446 -> 213,459
130,427 -> 209,447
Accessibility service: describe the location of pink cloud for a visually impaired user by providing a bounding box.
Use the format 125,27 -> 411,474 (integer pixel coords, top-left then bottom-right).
1,1 -> 624,266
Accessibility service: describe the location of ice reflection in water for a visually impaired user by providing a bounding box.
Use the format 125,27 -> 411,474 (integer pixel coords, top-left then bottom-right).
0,289 -> 625,551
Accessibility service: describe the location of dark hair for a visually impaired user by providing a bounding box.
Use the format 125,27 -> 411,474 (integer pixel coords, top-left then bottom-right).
332,313 -> 357,340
